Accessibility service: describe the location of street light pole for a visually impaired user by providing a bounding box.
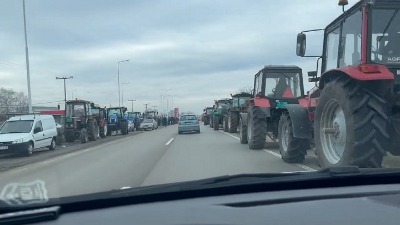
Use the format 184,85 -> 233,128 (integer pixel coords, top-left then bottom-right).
56,76 -> 73,110
117,59 -> 129,107
121,82 -> 129,106
128,99 -> 136,112
22,0 -> 32,113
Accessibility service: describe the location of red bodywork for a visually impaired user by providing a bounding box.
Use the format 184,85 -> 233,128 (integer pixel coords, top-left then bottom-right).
40,110 -> 65,116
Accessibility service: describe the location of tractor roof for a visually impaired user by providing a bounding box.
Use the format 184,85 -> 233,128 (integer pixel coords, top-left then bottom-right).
261,65 -> 302,72
66,99 -> 92,104
231,92 -> 252,98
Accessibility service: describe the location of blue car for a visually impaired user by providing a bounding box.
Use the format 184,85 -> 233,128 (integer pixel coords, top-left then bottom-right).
178,114 -> 200,134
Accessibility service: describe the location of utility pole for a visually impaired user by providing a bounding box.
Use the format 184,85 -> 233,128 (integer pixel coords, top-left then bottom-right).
117,59 -> 129,107
22,0 -> 32,113
128,99 -> 136,112
56,76 -> 73,110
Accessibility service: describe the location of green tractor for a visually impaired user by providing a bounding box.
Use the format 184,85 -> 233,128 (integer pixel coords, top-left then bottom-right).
202,107 -> 213,125
212,99 -> 231,131
221,92 -> 252,133
64,100 -> 100,143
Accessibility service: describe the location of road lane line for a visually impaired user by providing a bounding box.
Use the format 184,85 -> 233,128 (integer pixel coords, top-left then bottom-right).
264,150 -> 281,158
219,131 -> 240,140
219,130 -> 317,172
165,138 -> 174,146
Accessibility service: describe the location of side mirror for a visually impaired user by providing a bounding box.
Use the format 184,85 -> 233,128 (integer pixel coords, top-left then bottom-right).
308,71 -> 317,77
296,33 -> 306,57
34,127 -> 41,133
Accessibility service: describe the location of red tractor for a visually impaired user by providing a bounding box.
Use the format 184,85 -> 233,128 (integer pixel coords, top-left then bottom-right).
239,65 -> 308,163
289,0 -> 400,168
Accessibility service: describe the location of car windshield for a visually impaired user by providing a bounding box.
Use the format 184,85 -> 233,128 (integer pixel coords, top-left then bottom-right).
0,120 -> 34,134
2,0 -> 400,211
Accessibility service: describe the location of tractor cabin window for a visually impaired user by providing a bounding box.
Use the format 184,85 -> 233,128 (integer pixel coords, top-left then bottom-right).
340,9 -> 362,66
264,72 -> 302,98
325,27 -> 340,70
371,9 -> 400,64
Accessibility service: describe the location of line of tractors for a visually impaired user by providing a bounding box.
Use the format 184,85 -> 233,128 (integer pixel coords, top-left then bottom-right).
203,0 -> 400,168
63,99 -> 143,143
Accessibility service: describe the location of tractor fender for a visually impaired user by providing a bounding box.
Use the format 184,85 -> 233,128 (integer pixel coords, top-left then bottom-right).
239,113 -> 248,125
285,104 -> 311,139
319,65 -> 394,89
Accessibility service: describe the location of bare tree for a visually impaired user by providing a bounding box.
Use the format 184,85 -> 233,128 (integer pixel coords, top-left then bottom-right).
0,88 -> 29,121
237,86 -> 253,95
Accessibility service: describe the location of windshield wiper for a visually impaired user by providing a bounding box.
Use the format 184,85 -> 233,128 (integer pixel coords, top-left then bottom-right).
278,72 -> 297,84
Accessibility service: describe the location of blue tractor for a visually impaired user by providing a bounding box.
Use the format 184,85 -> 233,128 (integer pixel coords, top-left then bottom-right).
128,112 -> 142,131
106,107 -> 129,135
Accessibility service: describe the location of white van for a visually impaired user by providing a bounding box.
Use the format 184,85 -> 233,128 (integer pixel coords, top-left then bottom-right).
0,115 -> 58,156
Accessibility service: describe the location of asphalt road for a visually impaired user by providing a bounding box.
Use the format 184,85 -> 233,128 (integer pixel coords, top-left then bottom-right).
0,123 -> 399,202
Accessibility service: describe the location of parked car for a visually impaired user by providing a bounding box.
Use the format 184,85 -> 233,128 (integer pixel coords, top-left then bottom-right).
139,119 -> 158,131
178,114 -> 200,134
0,115 -> 58,156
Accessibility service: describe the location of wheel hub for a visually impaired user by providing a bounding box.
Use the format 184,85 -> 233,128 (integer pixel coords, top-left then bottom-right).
320,100 -> 346,164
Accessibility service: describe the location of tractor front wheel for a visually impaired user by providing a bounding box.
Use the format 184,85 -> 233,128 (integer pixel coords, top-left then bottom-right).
121,121 -> 129,135
100,124 -> 107,138
315,76 -> 389,168
213,115 -> 219,130
88,120 -> 99,141
223,116 -> 229,132
247,105 -> 267,150
239,116 -> 248,144
228,112 -> 238,133
279,113 -> 308,163
80,128 -> 89,143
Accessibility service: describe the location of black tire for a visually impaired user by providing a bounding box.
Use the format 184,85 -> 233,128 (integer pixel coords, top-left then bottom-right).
106,127 -> 112,136
228,112 -> 238,133
121,121 -> 128,135
56,129 -> 63,146
204,117 -> 209,125
247,105 -> 267,150
25,142 -> 34,157
210,116 -> 214,128
279,113 -> 308,163
88,120 -> 99,141
315,76 -> 389,168
223,116 -> 229,132
239,116 -> 248,144
100,124 -> 107,138
64,129 -> 75,142
80,128 -> 88,143
48,138 -> 56,150
213,115 -> 219,130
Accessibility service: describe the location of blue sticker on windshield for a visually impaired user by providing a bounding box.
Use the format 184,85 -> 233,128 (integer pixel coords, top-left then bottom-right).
0,180 -> 48,206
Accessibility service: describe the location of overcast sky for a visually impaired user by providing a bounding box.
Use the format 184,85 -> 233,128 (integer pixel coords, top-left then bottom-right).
0,0 -> 356,114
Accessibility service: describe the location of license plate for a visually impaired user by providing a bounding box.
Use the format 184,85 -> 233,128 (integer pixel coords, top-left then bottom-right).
0,146 -> 8,150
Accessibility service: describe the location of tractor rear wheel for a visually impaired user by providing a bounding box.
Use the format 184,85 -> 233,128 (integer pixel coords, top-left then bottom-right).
228,112 -> 238,133
80,128 -> 88,143
213,115 -> 219,130
247,105 -> 267,150
223,116 -> 229,132
315,76 -> 389,168
279,113 -> 308,163
88,120 -> 99,141
239,116 -> 248,144
121,121 -> 129,135
64,129 -> 75,142
100,124 -> 107,138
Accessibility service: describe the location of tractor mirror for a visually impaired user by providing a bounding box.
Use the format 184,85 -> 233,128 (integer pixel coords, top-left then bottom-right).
296,33 -> 306,57
308,71 -> 317,77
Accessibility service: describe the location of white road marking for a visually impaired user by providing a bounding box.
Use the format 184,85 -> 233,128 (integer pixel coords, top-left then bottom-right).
120,186 -> 131,190
165,138 -> 174,146
264,150 -> 281,158
219,131 -> 317,172
219,131 -> 240,140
